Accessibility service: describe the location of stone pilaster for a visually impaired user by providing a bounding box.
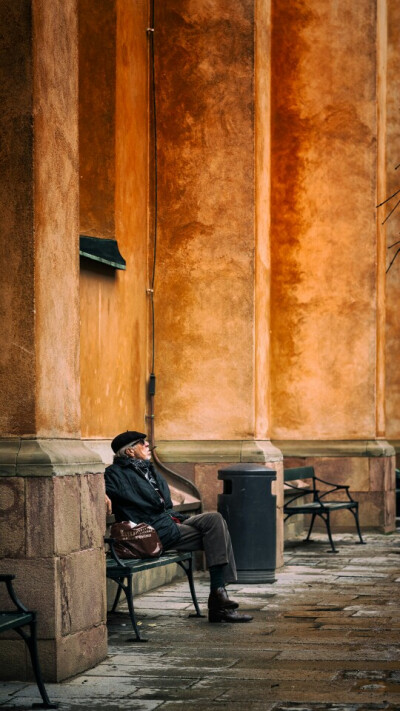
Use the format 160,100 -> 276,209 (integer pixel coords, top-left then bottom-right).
0,440 -> 107,681
0,0 -> 107,681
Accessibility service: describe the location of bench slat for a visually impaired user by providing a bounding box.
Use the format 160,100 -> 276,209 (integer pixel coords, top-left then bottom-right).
106,551 -> 192,575
285,501 -> 356,512
284,466 -> 315,482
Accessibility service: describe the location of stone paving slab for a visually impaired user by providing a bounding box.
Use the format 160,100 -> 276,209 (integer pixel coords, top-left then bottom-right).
0,700 -> 162,711
1,530 -> 400,710
161,705 -> 397,711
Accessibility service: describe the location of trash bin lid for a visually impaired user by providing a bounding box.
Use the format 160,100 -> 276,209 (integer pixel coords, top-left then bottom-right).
218,463 -> 276,478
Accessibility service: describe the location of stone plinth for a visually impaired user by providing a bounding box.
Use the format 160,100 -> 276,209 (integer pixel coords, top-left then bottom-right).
0,439 -> 107,681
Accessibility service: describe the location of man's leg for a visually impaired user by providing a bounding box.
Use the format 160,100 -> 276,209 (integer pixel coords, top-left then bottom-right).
167,512 -> 252,624
174,512 -> 237,583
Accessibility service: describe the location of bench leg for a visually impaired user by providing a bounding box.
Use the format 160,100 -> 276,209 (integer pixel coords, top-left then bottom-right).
111,583 -> 123,613
349,505 -> 366,545
17,616 -> 57,709
304,513 -> 317,543
176,557 -> 205,618
320,511 -> 338,553
113,574 -> 146,642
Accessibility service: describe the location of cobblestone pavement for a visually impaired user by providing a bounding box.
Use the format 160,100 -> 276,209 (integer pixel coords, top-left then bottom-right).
1,529 -> 400,710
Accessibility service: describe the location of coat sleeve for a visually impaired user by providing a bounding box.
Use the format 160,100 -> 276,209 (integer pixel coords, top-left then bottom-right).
104,467 -> 129,500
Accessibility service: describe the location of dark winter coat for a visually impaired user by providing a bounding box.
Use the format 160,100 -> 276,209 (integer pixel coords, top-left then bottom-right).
104,457 -> 187,549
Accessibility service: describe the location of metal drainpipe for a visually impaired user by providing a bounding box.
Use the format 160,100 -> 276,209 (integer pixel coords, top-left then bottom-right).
145,1 -> 202,509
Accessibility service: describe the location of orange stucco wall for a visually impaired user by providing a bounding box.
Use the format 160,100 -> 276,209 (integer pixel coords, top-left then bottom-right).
385,0 -> 400,440
255,0 -> 272,440
79,0 -> 116,239
77,0 -> 400,450
34,0 -> 81,437
0,0 -> 35,435
79,0 -> 149,438
0,0 -> 80,437
153,0 -> 256,440
270,0 -> 379,440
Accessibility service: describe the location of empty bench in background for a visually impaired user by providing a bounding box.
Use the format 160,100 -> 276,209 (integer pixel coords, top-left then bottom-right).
105,539 -> 204,641
0,574 -> 57,709
284,466 -> 365,553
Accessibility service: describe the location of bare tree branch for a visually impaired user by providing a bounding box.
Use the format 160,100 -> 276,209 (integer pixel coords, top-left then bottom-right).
382,199 -> 400,225
376,186 -> 400,208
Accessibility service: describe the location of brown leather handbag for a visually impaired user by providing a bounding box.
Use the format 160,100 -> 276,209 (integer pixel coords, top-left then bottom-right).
110,521 -> 163,559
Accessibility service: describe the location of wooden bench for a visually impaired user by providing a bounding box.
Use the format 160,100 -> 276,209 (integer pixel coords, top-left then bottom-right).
105,539 -> 204,641
0,575 -> 57,709
284,466 -> 365,553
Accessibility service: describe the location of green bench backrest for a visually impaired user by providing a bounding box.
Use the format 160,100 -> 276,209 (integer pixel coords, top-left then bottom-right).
284,466 -> 315,482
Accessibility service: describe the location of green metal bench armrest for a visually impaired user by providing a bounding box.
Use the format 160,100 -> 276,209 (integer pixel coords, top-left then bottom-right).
284,487 -> 319,506
314,475 -> 349,489
313,477 -> 354,503
104,536 -> 127,567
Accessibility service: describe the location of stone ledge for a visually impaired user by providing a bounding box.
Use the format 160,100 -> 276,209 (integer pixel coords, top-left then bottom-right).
0,439 -> 104,477
155,439 -> 283,463
86,438 -> 397,462
389,439 -> 400,453
273,439 -> 396,458
83,438 -> 284,465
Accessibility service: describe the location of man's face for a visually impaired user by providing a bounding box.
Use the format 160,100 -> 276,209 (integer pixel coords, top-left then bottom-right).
127,439 -> 151,461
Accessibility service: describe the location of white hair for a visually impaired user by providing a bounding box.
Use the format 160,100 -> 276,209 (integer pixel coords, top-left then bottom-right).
115,441 -> 137,458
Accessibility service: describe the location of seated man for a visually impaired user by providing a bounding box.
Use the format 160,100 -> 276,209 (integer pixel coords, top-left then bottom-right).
105,430 -> 252,623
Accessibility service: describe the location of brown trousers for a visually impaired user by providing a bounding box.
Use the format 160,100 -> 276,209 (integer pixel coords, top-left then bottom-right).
166,511 -> 237,584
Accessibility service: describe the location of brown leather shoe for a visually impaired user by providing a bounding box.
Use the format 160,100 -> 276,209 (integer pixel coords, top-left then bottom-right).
208,587 -> 239,610
208,608 -> 253,623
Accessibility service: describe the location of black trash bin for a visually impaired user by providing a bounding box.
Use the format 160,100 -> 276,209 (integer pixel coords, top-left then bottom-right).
217,463 -> 276,583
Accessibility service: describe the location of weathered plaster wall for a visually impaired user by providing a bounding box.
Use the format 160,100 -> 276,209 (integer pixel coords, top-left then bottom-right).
79,0 -> 149,438
0,0 -> 81,438
385,0 -> 400,440
79,0 -> 116,239
0,0 -> 35,435
154,0 -> 255,440
270,0 -> 379,439
34,0 -> 81,437
255,0 -> 272,440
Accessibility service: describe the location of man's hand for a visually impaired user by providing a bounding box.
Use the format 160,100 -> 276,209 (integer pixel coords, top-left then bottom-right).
105,494 -> 113,515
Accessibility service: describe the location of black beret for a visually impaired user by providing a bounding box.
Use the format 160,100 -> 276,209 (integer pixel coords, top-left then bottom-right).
111,430 -> 147,453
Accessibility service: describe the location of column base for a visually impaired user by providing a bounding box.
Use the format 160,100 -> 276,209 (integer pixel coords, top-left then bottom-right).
0,437 -> 104,477
0,437 -> 107,682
